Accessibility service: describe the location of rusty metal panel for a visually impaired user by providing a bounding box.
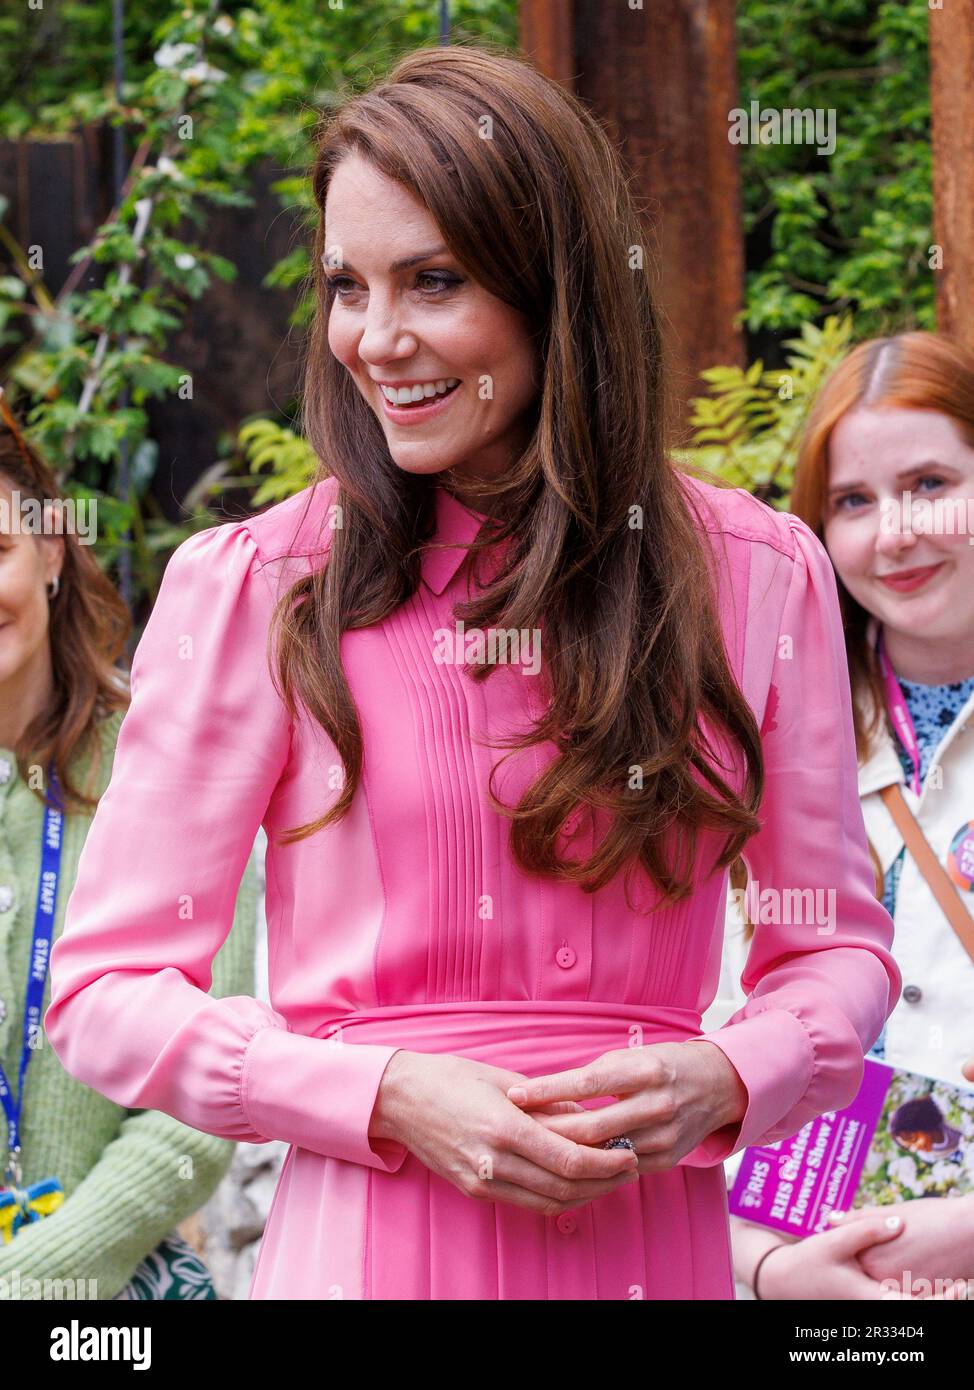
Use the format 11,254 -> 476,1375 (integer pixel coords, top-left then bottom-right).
520,0 -> 577,86
520,0 -> 745,425
929,2 -> 974,350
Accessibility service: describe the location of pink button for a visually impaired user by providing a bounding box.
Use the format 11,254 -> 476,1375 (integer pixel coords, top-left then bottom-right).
556,1213 -> 577,1235
555,945 -> 577,969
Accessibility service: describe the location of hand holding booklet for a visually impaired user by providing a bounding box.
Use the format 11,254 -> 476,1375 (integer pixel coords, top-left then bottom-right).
728,1059 -> 974,1238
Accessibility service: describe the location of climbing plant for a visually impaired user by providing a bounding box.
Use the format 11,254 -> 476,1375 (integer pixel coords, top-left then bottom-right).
674,314 -> 856,508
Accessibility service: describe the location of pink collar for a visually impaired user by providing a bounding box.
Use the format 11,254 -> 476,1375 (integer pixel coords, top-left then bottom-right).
420,486 -> 489,595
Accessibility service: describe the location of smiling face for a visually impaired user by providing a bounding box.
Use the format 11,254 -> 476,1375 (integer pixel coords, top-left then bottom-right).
822,405 -> 974,679
323,153 -> 541,495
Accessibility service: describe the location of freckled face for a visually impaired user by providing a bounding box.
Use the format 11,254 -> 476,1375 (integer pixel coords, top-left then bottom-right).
822,406 -> 974,647
324,153 -> 540,485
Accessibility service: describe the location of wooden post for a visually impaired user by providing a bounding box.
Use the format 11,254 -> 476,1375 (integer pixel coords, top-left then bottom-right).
929,2 -> 974,350
519,0 -> 746,424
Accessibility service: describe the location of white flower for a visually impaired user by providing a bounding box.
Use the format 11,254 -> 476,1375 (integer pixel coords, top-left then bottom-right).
157,156 -> 184,182
212,15 -> 234,36
886,1155 -> 919,1189
174,253 -> 197,271
154,42 -> 196,70
181,62 -> 228,86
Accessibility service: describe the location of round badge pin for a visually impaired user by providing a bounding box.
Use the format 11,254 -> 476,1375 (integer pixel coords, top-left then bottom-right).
946,820 -> 974,892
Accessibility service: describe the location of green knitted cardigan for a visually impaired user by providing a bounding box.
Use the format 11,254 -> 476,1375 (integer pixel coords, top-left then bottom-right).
0,707 -> 257,1299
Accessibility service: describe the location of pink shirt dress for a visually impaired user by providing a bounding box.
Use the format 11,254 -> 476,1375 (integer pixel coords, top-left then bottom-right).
45,472 -> 901,1299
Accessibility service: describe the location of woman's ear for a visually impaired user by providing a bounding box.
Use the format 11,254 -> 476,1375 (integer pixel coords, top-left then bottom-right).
38,525 -> 65,590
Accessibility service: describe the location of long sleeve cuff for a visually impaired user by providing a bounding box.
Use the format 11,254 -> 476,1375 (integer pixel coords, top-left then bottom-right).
241,1026 -> 407,1171
47,977 -> 409,1174
678,979 -> 874,1167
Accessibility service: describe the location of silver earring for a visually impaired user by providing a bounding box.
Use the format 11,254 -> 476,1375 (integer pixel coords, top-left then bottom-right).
47,575 -> 60,600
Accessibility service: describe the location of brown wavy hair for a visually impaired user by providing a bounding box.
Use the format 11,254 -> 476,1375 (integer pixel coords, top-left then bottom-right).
0,416 -> 130,811
738,331 -> 974,934
270,41 -> 764,908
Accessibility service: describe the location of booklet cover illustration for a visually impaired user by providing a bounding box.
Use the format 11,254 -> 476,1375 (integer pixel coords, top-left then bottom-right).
729,1059 -> 974,1238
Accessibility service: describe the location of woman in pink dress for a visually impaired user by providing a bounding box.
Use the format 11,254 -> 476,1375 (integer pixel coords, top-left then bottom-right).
44,43 -> 900,1300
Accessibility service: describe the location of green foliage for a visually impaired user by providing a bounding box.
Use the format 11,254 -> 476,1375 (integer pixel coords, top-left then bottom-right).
674,315 -> 855,507
737,0 -> 933,336
237,418 -> 318,505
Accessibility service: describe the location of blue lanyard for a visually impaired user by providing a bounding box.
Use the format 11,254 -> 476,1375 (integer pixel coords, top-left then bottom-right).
0,765 -> 63,1186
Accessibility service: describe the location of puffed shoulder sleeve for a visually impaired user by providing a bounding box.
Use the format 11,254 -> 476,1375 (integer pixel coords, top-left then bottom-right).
45,520 -> 406,1173
680,514 -> 902,1167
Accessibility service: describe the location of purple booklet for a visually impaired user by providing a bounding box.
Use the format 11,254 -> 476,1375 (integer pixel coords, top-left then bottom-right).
728,1059 -> 974,1238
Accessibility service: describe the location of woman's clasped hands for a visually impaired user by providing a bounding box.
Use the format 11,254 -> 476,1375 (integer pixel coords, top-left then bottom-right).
506,1039 -> 749,1173
371,1040 -> 748,1214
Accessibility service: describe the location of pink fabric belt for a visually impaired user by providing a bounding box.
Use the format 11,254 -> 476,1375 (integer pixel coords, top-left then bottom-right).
314,1000 -> 704,1079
